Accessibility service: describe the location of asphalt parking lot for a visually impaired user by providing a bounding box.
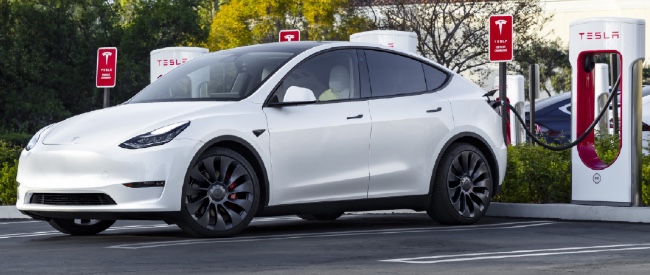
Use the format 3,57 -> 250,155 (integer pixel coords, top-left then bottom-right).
2,213 -> 650,274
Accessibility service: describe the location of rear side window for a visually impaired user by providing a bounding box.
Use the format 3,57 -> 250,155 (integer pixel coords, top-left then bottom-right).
365,50 -> 426,97
423,64 -> 449,91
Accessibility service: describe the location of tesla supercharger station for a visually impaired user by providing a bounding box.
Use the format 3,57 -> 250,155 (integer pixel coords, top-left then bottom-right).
150,47 -> 208,83
493,75 -> 525,145
570,17 -> 645,206
350,30 -> 418,54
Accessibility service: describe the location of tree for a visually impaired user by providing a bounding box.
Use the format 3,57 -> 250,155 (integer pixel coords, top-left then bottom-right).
0,0 -> 209,133
207,0 -> 375,51
513,39 -> 571,97
114,0 -> 209,104
0,0 -> 117,133
367,0 -> 567,91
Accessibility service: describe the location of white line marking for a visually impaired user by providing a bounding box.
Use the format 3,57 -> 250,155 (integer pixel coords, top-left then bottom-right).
381,243 -> 650,264
0,220 -> 40,225
250,216 -> 303,223
0,216 -> 306,240
0,224 -> 174,239
107,221 -> 555,250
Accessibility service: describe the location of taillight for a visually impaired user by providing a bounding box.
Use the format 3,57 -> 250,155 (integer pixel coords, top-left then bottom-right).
536,124 -> 561,137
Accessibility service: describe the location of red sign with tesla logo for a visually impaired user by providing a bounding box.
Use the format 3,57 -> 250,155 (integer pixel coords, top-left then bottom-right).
96,47 -> 117,88
279,30 -> 300,42
489,15 -> 513,62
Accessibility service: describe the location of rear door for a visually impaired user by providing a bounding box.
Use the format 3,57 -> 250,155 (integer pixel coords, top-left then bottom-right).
363,50 -> 454,198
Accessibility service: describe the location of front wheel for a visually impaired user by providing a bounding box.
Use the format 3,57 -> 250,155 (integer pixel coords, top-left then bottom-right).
427,143 -> 493,225
48,219 -> 115,235
177,148 -> 260,238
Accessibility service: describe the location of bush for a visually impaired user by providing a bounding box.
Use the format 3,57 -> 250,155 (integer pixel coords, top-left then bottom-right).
0,140 -> 21,205
0,139 -> 22,165
494,143 -> 571,203
496,135 -> 650,205
0,133 -> 32,148
594,134 -> 620,165
0,160 -> 18,205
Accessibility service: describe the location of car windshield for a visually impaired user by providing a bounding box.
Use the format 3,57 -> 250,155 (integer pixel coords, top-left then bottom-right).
128,46 -> 305,103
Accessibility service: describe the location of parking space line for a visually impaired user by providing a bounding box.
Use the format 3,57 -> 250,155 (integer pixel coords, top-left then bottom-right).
0,224 -> 174,239
0,216 -> 304,240
0,220 -> 40,225
107,221 -> 556,250
381,243 -> 650,264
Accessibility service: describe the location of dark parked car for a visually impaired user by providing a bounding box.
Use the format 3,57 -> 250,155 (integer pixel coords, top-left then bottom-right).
524,87 -> 650,144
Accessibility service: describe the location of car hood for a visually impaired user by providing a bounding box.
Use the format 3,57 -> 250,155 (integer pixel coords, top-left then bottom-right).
43,101 -> 234,145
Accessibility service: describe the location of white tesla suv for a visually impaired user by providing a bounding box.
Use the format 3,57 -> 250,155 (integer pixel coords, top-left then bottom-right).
16,42 -> 507,237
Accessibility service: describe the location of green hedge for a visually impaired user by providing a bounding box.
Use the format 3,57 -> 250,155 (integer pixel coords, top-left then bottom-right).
495,135 -> 650,205
494,143 -> 571,203
0,133 -> 32,148
0,140 -> 21,205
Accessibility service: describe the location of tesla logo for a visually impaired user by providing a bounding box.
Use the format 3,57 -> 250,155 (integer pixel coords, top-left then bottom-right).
578,31 -> 620,40
157,58 -> 188,67
102,52 -> 112,64
495,19 -> 507,35
279,30 -> 300,42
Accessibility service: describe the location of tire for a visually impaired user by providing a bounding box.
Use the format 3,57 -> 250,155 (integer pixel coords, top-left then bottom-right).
48,219 -> 115,235
427,143 -> 493,225
177,147 -> 260,238
297,212 -> 344,221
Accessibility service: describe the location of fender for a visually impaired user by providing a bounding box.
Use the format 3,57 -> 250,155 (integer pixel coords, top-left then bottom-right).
430,132 -> 501,196
186,135 -> 271,208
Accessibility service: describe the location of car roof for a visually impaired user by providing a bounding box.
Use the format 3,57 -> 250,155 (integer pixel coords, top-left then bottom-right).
207,41 -> 330,55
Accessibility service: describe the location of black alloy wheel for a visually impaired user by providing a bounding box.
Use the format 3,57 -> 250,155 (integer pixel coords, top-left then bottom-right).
428,143 -> 493,225
48,218 -> 115,235
177,147 -> 260,237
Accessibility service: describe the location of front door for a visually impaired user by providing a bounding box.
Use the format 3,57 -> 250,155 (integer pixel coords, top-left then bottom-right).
263,49 -> 371,205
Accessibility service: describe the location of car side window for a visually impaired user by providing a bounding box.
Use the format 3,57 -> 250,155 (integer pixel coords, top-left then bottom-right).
270,50 -> 360,103
365,50 -> 427,97
423,64 -> 449,91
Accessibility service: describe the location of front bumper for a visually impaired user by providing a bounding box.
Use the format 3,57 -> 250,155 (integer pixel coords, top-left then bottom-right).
16,138 -> 203,216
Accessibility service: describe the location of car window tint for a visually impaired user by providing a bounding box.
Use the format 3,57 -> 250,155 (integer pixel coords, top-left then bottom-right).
129,48 -> 302,103
270,50 -> 360,103
423,64 -> 448,91
365,50 -> 426,97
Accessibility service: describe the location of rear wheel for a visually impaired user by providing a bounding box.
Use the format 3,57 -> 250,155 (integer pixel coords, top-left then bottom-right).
48,219 -> 115,235
297,212 -> 344,221
177,147 -> 260,238
427,143 -> 493,225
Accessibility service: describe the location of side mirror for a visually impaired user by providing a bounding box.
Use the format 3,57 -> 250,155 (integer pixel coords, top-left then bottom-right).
283,86 -> 316,103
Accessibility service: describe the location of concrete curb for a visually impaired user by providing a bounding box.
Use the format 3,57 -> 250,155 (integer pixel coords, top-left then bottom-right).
0,206 -> 29,219
486,202 -> 650,223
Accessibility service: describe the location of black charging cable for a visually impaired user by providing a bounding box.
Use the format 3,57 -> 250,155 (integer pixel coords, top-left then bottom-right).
495,74 -> 621,151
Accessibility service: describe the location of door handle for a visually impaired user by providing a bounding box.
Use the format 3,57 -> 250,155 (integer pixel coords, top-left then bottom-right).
426,107 -> 442,113
347,114 -> 363,120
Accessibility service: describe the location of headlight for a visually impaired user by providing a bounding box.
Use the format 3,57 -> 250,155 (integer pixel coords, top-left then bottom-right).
25,124 -> 54,151
119,121 -> 190,149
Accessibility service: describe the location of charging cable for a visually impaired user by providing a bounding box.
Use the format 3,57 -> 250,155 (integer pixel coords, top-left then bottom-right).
494,74 -> 621,151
